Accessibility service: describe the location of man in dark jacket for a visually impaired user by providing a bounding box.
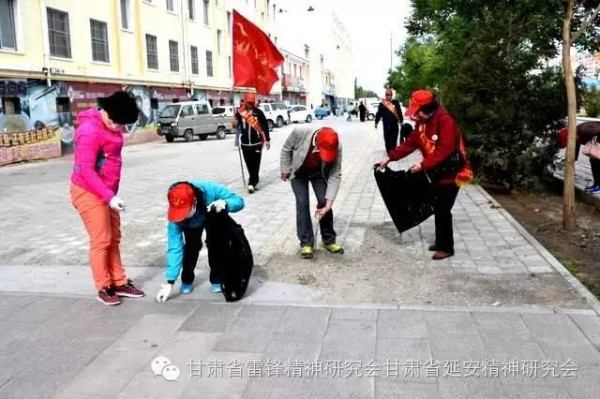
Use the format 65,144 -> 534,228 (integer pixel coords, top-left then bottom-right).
375,88 -> 403,153
235,93 -> 270,193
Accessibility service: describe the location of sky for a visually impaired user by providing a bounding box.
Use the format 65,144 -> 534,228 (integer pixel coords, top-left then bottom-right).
326,0 -> 413,97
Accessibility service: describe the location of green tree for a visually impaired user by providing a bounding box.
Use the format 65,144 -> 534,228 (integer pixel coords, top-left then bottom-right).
391,0 -> 593,193
354,78 -> 378,99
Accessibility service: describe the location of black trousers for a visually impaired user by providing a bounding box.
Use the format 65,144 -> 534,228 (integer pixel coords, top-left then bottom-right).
181,226 -> 221,285
384,127 -> 399,153
241,145 -> 262,187
433,184 -> 460,253
591,157 -> 600,186
290,171 -> 336,246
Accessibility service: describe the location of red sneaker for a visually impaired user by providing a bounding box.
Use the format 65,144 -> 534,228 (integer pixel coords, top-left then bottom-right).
114,280 -> 145,298
97,287 -> 121,306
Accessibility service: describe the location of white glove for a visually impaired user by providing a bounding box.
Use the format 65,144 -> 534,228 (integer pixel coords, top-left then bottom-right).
156,283 -> 173,303
109,196 -> 125,211
207,199 -> 227,213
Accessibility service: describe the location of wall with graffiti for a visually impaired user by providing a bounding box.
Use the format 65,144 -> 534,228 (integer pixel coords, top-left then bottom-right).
0,78 -> 188,166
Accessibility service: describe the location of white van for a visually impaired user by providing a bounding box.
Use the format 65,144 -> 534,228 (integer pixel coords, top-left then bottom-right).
157,100 -> 231,142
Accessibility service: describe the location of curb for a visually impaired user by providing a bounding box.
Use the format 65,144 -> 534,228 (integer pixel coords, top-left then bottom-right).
475,185 -> 600,316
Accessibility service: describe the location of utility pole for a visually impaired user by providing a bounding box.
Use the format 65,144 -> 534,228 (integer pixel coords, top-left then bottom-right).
390,31 -> 393,72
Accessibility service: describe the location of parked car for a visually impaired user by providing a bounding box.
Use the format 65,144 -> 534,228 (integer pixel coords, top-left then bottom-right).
259,102 -> 289,130
314,107 -> 330,119
157,100 -> 230,143
288,105 -> 313,123
367,102 -> 380,121
212,105 -> 236,117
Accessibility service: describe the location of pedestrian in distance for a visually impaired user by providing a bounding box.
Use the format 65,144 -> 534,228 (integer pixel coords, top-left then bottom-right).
235,93 -> 271,194
376,90 -> 473,260
69,91 -> 145,306
280,126 -> 345,259
375,88 -> 404,153
359,101 -> 366,122
156,181 -> 244,302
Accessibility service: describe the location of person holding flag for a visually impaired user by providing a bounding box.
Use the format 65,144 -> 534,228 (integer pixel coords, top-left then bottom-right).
236,93 -> 270,193
375,88 -> 403,153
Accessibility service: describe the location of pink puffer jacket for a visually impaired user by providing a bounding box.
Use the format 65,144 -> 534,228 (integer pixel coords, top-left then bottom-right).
70,108 -> 124,203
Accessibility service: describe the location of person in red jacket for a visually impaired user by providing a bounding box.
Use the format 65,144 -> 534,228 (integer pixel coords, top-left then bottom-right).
376,90 -> 472,260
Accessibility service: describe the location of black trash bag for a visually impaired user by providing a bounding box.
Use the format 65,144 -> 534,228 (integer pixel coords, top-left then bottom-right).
373,166 -> 435,234
204,210 -> 254,302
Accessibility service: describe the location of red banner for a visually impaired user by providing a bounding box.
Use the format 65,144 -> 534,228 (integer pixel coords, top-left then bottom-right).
232,10 -> 284,95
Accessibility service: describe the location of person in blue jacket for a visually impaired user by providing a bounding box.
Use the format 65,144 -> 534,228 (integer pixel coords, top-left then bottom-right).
155,181 -> 244,302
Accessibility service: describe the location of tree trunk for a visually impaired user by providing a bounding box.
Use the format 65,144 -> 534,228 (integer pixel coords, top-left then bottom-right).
562,1 -> 577,231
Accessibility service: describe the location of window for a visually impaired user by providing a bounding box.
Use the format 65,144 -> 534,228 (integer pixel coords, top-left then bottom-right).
146,34 -> 158,69
169,40 -> 179,72
226,11 -> 231,35
203,0 -> 209,25
188,0 -> 194,20
217,29 -> 222,55
90,19 -> 109,62
304,45 -> 309,59
2,98 -> 20,114
196,104 -> 209,114
120,0 -> 131,30
228,56 -> 231,78
190,45 -> 199,75
166,0 -> 174,12
181,105 -> 194,117
294,64 -> 297,77
0,0 -> 17,50
47,8 -> 71,58
206,50 -> 213,77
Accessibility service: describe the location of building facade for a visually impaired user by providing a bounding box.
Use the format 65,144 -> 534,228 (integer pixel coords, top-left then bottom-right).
0,0 -> 353,166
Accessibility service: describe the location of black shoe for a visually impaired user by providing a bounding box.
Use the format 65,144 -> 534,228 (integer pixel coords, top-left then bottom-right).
432,250 -> 454,260
428,244 -> 438,252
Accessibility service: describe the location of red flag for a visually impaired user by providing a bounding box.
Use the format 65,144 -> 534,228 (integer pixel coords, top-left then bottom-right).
232,10 -> 284,95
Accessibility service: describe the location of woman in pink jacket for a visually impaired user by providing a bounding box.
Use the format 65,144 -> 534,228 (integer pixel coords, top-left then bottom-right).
70,91 -> 145,305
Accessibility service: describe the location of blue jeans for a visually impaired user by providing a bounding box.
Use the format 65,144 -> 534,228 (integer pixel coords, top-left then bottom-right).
290,171 -> 336,246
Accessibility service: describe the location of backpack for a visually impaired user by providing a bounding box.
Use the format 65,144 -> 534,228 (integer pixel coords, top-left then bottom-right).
204,211 -> 254,302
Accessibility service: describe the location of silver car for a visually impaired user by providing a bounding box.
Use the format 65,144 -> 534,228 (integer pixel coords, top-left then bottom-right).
157,101 -> 230,143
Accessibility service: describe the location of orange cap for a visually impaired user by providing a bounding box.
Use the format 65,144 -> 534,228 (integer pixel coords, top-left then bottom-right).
316,127 -> 339,162
244,93 -> 256,104
167,183 -> 195,222
405,90 -> 434,117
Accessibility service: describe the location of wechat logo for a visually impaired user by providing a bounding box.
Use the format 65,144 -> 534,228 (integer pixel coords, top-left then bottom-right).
151,356 -> 181,381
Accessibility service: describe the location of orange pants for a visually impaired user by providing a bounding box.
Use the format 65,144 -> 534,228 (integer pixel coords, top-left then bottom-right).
70,184 -> 128,290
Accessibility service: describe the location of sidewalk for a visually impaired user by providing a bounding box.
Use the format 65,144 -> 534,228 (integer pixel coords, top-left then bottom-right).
1,295 -> 599,398
1,119 -> 600,398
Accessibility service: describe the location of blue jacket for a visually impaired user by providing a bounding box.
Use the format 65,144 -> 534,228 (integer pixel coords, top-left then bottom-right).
166,180 -> 244,282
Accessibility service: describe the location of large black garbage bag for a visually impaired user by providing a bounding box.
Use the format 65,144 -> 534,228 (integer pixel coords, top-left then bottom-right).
373,167 -> 435,234
205,211 -> 254,302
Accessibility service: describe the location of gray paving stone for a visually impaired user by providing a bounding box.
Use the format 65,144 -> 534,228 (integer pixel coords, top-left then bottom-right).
472,312 -> 533,342
568,314 -> 600,349
437,378 -> 506,399
377,310 -> 428,339
375,380 -> 440,398
2,296 -> 73,324
117,331 -> 221,399
319,319 -> 376,362
53,314 -> 187,398
213,305 -> 286,353
331,308 -> 377,321
501,384 -> 572,398
423,312 -> 482,338
180,303 -> 243,333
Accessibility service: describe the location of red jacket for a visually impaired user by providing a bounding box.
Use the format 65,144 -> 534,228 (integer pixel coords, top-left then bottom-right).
388,105 -> 463,185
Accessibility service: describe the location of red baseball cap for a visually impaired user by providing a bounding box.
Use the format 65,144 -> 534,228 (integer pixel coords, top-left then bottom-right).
405,90 -> 434,117
167,183 -> 195,222
244,93 -> 256,104
316,127 -> 339,162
